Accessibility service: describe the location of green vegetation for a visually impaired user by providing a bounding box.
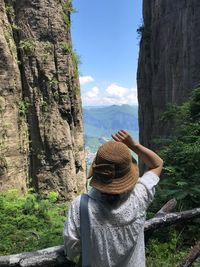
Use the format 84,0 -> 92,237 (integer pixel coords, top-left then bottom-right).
40,41 -> 52,62
137,22 -> 151,58
11,23 -> 20,31
48,77 -> 59,88
146,221 -> 200,267
153,88 -> 200,210
146,88 -> 200,266
17,98 -> 30,116
63,0 -> 77,13
146,230 -> 188,267
41,101 -> 48,112
60,42 -> 72,54
1,90 -> 199,266
19,39 -> 36,52
63,13 -> 70,27
3,29 -> 13,53
5,5 -> 14,17
62,0 -> 77,27
0,96 -> 5,114
71,49 -> 81,78
137,24 -> 150,38
72,49 -> 81,66
0,190 -> 67,255
59,42 -> 81,78
42,41 -> 52,52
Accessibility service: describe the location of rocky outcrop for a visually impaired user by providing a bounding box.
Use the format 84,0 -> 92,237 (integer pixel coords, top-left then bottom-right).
0,1 -> 28,193
0,0 -> 86,200
137,0 -> 200,150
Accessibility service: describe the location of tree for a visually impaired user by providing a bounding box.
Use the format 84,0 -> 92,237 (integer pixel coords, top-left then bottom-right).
153,88 -> 200,210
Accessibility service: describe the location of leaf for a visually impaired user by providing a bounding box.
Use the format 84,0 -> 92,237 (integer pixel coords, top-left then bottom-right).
191,187 -> 200,194
176,181 -> 188,187
176,191 -> 189,200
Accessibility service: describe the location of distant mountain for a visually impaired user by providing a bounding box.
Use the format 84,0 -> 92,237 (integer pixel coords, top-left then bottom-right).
83,104 -> 138,138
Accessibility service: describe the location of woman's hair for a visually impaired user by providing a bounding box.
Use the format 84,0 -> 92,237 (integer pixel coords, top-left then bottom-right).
101,191 -> 131,205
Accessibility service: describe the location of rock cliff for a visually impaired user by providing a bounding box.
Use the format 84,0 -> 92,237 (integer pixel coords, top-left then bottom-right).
0,0 -> 86,200
137,0 -> 200,150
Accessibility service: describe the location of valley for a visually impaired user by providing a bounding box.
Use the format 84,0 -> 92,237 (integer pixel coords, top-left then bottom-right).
83,104 -> 139,166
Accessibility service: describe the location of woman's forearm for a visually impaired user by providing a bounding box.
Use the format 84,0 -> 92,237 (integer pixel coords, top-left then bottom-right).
112,130 -> 163,175
129,143 -> 163,169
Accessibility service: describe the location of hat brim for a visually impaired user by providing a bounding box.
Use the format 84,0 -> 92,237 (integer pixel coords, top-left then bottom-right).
88,160 -> 139,194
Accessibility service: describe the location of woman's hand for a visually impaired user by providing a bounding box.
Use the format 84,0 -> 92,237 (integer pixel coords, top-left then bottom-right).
112,130 -> 163,176
112,130 -> 137,149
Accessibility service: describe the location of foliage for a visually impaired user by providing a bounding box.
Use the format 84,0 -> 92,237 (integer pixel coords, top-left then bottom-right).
137,24 -> 151,40
5,5 -> 14,17
0,96 -> 6,113
72,49 -> 81,66
147,88 -> 200,266
193,258 -> 200,267
48,77 -> 59,88
60,42 -> 72,54
146,230 -> 188,267
11,23 -> 20,31
63,13 -> 70,27
152,88 -> 200,210
19,39 -> 36,52
62,0 -> 77,27
71,49 -> 81,78
59,42 -> 81,78
137,24 -> 145,37
17,98 -> 30,116
0,190 -> 68,256
63,0 -> 77,13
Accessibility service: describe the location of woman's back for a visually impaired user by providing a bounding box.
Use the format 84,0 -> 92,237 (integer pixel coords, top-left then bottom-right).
64,171 -> 159,267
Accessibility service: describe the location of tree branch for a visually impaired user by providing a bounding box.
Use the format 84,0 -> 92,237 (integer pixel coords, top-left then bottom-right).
145,208 -> 200,232
156,198 -> 177,216
177,241 -> 200,267
0,246 -> 75,267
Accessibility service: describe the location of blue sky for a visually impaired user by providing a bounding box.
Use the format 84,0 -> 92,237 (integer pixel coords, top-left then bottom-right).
71,0 -> 142,106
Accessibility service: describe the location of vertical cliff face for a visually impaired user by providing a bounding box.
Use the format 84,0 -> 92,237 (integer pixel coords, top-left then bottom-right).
137,0 -> 200,150
0,1 -> 28,193
0,0 -> 86,200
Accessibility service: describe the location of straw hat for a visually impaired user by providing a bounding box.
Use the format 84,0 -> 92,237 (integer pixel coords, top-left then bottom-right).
88,141 -> 139,194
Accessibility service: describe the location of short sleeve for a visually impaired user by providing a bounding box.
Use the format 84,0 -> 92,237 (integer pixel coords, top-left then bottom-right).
134,171 -> 160,209
63,196 -> 81,259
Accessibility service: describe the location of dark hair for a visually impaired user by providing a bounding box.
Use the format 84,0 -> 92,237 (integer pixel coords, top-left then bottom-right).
101,191 -> 131,205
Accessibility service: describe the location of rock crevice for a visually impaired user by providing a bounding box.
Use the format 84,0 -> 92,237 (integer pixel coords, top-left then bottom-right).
0,0 -> 86,200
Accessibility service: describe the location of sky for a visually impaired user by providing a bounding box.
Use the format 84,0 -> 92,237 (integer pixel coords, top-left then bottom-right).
71,0 -> 142,106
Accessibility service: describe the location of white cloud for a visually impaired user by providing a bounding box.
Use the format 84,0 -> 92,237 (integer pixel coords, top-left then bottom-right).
106,83 -> 128,98
81,83 -> 138,106
127,88 -> 138,105
79,76 -> 94,85
86,86 -> 99,98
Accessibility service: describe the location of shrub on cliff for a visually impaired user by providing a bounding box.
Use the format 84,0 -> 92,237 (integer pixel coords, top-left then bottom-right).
0,190 -> 67,255
152,88 -> 200,210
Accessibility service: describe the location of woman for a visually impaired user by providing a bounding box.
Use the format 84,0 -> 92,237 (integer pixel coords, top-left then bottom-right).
63,130 -> 163,267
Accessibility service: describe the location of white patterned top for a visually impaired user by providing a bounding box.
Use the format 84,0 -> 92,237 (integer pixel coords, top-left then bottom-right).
63,171 -> 160,267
